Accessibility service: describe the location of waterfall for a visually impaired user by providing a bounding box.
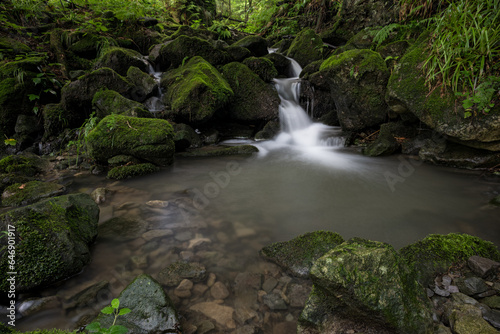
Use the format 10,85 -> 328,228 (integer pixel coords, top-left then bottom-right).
144,59 -> 165,113
272,56 -> 343,148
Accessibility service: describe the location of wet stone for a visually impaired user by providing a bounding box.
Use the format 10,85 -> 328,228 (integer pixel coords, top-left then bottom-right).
455,277 -> 490,296
190,302 -> 236,329
210,281 -> 230,300
18,296 -> 60,317
263,292 -> 287,310
192,283 -> 209,297
174,279 -> 193,298
142,229 -> 173,241
130,255 -> 148,269
64,281 -> 111,310
286,283 -> 311,308
207,273 -> 217,287
196,320 -> 215,334
482,295 -> 500,310
157,261 -> 207,287
263,277 -> 279,293
468,256 -> 500,278
146,200 -> 170,208
175,230 -> 193,241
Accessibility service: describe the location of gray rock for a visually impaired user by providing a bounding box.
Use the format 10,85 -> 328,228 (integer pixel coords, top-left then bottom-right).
18,296 -> 60,317
263,292 -> 287,310
190,302 -> 236,329
156,261 -> 207,287
468,256 -> 500,278
286,283 -> 311,308
449,303 -> 498,334
65,281 -> 111,310
210,281 -> 230,300
98,217 -> 148,242
455,276 -> 490,296
94,274 -> 180,333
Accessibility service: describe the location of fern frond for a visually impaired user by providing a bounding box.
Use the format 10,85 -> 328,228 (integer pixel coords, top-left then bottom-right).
373,23 -> 401,46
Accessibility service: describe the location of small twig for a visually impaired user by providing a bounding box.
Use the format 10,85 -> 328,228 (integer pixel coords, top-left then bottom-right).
363,130 -> 380,140
126,120 -> 138,131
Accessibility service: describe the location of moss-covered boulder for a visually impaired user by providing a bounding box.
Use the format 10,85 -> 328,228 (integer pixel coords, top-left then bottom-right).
255,120 -> 280,140
161,56 -> 233,124
93,274 -> 180,333
93,47 -> 149,76
42,103 -> 72,140
0,154 -> 48,177
68,33 -> 105,59
286,28 -> 323,68
155,35 -> 232,70
386,39 -> 500,151
314,49 -> 389,131
242,57 -> 278,82
399,233 -> 500,286
221,62 -> 280,123
86,115 -> 175,166
362,122 -> 412,157
92,89 -> 151,119
225,45 -> 251,62
260,231 -> 344,278
61,68 -> 133,127
107,163 -> 160,180
0,193 -> 99,293
232,35 -> 268,57
1,181 -> 65,207
0,77 -> 38,136
0,37 -> 32,56
302,238 -> 434,334
126,66 -> 158,102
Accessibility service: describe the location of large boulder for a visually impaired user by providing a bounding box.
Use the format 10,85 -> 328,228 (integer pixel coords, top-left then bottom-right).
153,35 -> 232,70
60,68 -> 134,126
126,66 -> 158,103
301,238 -> 434,334
161,56 -> 233,124
86,115 -> 175,166
0,193 -> 99,292
387,41 -> 500,152
242,57 -> 278,82
399,233 -> 500,286
220,62 -> 280,123
232,35 -> 268,57
1,180 -> 65,207
260,231 -> 344,278
286,28 -> 323,68
93,274 -> 180,333
93,47 -> 149,76
92,89 -> 152,119
313,49 -> 389,131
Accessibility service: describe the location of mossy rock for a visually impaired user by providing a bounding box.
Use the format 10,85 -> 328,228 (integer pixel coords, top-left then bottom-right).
232,35 -> 268,57
0,193 -> 99,293
93,47 -> 149,76
61,67 -> 134,127
157,261 -> 207,286
0,77 -> 38,136
177,144 -> 259,157
307,238 -> 434,334
225,45 -> 251,62
286,28 -> 324,68
93,274 -> 179,333
399,233 -> 500,286
0,325 -> 75,334
157,35 -> 232,69
107,163 -> 160,180
173,123 -> 202,151
386,36 -> 500,147
242,57 -> 278,82
126,66 -> 158,102
314,48 -> 389,131
161,56 -> 233,124
220,62 -> 280,123
0,37 -> 32,56
264,52 -> 291,77
0,154 -> 47,177
92,89 -> 152,119
68,33 -> 106,59
255,120 -> 280,140
260,231 -> 345,278
42,103 -> 72,140
0,56 -> 46,81
1,181 -> 65,207
86,114 -> 175,166
419,141 -> 500,169
107,155 -> 141,167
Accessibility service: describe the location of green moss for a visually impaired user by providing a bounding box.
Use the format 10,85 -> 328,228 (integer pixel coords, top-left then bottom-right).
177,144 -> 258,157
94,47 -> 148,76
0,155 -> 46,176
232,35 -> 268,57
92,89 -> 151,119
86,114 -> 175,166
400,233 -> 500,285
0,194 -> 98,292
161,56 -> 233,123
320,48 -> 387,77
0,56 -> 46,81
242,57 -> 278,82
107,163 -> 160,179
1,181 -> 65,207
260,231 -> 345,278
0,37 -> 32,56
286,28 -> 324,67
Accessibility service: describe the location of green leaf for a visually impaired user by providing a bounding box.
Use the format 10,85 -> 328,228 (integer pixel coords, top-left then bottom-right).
85,322 -> 102,332
119,308 -> 131,316
28,94 -> 40,101
101,306 -> 114,314
111,298 -> 120,309
464,111 -> 472,118
109,325 -> 129,334
32,77 -> 42,85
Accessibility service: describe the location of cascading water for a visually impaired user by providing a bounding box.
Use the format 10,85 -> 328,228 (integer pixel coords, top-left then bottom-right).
267,53 -> 344,148
143,60 -> 165,113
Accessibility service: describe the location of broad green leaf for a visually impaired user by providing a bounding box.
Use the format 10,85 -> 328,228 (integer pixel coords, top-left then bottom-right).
109,325 -> 129,334
119,308 -> 131,316
85,322 -> 102,332
101,306 -> 114,314
111,298 -> 120,309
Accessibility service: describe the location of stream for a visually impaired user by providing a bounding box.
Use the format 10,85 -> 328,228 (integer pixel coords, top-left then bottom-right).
13,55 -> 500,332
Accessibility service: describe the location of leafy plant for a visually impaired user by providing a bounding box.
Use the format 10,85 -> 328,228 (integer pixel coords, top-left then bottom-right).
85,298 -> 131,334
66,112 -> 98,162
457,76 -> 500,118
28,68 -> 63,114
209,20 -> 231,39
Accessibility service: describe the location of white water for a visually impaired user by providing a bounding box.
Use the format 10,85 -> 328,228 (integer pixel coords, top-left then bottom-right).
144,61 -> 165,112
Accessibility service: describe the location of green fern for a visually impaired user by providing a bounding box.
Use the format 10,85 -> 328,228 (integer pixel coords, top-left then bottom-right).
372,23 -> 401,46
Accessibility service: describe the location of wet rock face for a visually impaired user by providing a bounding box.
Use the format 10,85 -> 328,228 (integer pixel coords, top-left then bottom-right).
286,28 -> 324,68
232,35 -> 268,57
93,47 -> 149,76
0,193 -> 99,293
314,49 -> 390,132
303,238 -> 434,334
